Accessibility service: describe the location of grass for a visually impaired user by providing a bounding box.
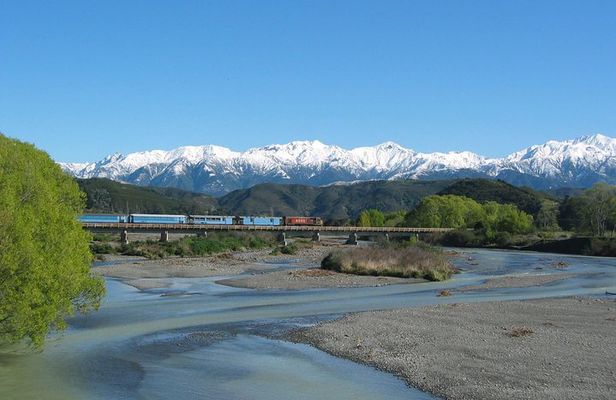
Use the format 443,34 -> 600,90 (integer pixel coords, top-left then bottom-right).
280,243 -> 298,255
91,233 -> 277,259
321,243 -> 456,281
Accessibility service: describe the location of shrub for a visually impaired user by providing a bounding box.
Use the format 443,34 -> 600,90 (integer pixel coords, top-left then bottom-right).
118,233 -> 278,259
280,243 -> 298,255
90,242 -> 115,254
440,230 -> 481,247
321,245 -> 455,281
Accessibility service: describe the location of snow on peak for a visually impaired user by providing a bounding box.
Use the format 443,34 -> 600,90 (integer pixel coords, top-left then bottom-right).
60,134 -> 616,194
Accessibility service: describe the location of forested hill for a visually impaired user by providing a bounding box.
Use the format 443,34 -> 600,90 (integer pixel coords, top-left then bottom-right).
437,178 -> 554,215
77,177 -> 550,223
77,178 -> 217,214
217,180 -> 453,223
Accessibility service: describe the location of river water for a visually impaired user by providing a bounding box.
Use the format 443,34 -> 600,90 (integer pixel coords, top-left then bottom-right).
1,248 -> 615,399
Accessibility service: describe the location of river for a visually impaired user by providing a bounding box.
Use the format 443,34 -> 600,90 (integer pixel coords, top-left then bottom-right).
1,248 -> 615,399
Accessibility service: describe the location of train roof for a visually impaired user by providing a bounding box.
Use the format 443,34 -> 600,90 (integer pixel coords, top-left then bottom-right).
240,215 -> 282,218
188,215 -> 233,218
81,213 -> 127,216
129,213 -> 187,218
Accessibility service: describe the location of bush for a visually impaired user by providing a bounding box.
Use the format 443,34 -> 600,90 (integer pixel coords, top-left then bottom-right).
118,233 -> 277,259
280,243 -> 298,255
321,245 -> 455,281
90,242 -> 115,254
92,233 -> 115,242
494,231 -> 512,247
440,230 -> 482,247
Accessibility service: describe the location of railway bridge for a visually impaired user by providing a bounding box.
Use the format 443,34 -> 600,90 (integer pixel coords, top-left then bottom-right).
81,222 -> 453,245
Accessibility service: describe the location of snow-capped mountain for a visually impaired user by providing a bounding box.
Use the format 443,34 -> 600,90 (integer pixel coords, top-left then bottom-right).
60,134 -> 616,195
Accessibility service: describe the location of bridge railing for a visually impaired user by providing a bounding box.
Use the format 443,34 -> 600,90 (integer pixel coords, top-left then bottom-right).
81,222 -> 452,233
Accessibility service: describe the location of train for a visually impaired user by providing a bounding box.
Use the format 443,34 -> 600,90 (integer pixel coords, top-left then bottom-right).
79,213 -> 324,226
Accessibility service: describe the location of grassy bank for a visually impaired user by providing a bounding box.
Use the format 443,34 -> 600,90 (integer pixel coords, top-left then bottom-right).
91,233 -> 278,259
522,237 -> 616,257
321,244 -> 455,281
424,229 -> 616,257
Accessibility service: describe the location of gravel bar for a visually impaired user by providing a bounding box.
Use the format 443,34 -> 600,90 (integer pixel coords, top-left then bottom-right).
289,298 -> 616,400
217,268 -> 424,289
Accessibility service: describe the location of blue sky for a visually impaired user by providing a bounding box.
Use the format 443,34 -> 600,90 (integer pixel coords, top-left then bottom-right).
2,0 -> 615,162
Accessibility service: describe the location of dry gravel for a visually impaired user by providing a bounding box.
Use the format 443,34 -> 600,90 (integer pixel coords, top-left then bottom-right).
290,298 -> 616,400
457,273 -> 574,292
95,246 -> 334,290
217,268 -> 424,289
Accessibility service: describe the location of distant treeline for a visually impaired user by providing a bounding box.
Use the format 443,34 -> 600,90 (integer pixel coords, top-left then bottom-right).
77,177 -> 553,222
356,183 -> 616,254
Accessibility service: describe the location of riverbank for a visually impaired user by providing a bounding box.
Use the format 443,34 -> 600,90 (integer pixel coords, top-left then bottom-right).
428,231 -> 616,257
95,247 -> 333,290
217,268 -> 425,289
289,298 -> 616,400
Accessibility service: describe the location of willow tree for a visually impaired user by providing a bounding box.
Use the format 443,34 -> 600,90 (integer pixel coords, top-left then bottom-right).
0,134 -> 105,347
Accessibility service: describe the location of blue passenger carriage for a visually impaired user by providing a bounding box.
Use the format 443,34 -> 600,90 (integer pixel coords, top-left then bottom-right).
237,216 -> 283,226
188,215 -> 234,225
128,214 -> 187,224
79,214 -> 128,223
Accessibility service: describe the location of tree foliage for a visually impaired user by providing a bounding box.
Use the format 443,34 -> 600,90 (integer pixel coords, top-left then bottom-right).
0,135 -> 105,347
558,183 -> 616,236
357,209 -> 385,227
535,199 -> 560,230
405,195 -> 534,234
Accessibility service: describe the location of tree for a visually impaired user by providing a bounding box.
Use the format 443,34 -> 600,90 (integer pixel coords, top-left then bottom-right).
0,135 -> 105,347
558,184 -> 616,236
493,203 -> 534,234
357,209 -> 385,227
584,183 -> 616,236
405,195 -> 484,229
535,199 -> 560,231
383,210 -> 406,227
406,194 -> 534,237
89,188 -> 112,211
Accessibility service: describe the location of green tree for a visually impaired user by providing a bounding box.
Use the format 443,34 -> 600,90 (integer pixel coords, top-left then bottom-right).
493,203 -> 534,234
535,199 -> 560,231
584,183 -> 616,236
405,195 -> 484,229
383,210 -> 406,227
406,194 -> 534,237
357,209 -> 385,227
559,184 -> 616,236
0,135 -> 105,347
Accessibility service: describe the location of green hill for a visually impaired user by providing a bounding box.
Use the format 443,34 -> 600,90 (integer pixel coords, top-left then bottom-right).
218,180 -> 453,223
76,177 -> 550,223
77,178 -> 217,214
437,178 -> 550,216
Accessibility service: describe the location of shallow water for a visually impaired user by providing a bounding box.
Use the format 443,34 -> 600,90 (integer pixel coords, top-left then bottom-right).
1,248 -> 615,399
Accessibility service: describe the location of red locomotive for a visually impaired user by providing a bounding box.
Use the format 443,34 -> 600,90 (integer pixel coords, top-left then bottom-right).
283,216 -> 324,226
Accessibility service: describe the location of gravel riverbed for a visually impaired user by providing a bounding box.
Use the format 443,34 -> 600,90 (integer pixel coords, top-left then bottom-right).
217,268 -> 424,289
289,298 -> 616,400
94,247 -> 333,290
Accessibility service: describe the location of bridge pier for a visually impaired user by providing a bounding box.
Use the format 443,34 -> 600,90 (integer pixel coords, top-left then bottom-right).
346,232 -> 358,245
278,232 -> 288,246
160,231 -> 169,243
312,231 -> 320,242
120,230 -> 129,245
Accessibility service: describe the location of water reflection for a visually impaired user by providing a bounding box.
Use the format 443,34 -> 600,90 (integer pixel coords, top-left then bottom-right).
1,248 -> 615,399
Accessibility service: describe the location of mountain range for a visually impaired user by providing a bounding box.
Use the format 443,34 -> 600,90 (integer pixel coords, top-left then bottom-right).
78,177 -> 548,223
61,134 -> 616,195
